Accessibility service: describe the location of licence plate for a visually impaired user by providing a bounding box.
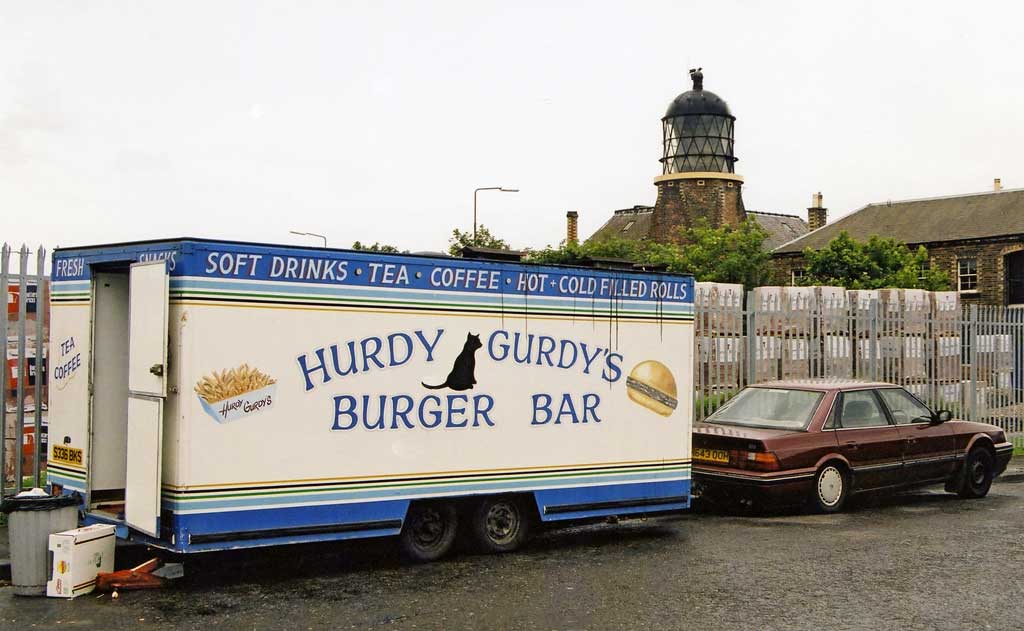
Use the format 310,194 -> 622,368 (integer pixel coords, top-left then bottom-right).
694,448 -> 729,465
52,445 -> 83,466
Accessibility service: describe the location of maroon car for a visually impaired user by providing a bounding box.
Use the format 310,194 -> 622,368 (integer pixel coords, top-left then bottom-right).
692,380 -> 1014,512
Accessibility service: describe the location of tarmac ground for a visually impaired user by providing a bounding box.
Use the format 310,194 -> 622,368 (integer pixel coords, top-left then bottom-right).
2,461 -> 1024,630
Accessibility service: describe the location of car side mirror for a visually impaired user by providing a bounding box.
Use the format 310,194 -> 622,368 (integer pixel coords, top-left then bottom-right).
932,410 -> 953,424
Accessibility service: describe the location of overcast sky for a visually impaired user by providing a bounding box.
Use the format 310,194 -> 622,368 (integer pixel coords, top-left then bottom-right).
2,1 -> 1022,261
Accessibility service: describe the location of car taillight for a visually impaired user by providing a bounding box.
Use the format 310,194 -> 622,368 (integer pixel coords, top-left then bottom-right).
735,450 -> 780,472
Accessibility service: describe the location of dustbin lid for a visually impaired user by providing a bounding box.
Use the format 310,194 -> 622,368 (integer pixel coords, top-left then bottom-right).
1,493 -> 80,513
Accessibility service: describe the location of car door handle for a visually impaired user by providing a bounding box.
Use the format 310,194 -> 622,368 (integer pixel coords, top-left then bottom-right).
844,441 -> 859,450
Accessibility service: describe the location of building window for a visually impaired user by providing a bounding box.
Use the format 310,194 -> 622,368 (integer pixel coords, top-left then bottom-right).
917,258 -> 931,283
958,258 -> 978,292
696,180 -> 705,186
727,181 -> 735,188
791,269 -> 806,286
622,221 -> 635,232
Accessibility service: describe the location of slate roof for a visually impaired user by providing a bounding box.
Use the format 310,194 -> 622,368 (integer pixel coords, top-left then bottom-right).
588,206 -> 655,242
746,211 -> 809,251
587,206 -> 807,253
773,188 -> 1024,254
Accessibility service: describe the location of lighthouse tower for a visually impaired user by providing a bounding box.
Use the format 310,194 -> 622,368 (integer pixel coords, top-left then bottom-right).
649,68 -> 746,243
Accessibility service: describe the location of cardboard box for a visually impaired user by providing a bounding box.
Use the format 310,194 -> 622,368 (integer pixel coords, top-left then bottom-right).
785,286 -> 816,311
901,289 -> 929,334
989,371 -> 1013,391
878,289 -> 902,314
694,282 -> 744,309
847,289 -> 880,312
782,338 -> 810,379
976,334 -> 1013,372
856,337 -> 901,361
931,291 -> 960,322
47,524 -> 116,598
816,286 -> 849,333
753,286 -> 784,313
934,336 -> 962,381
846,290 -> 879,338
694,282 -> 744,335
697,336 -> 741,390
904,382 -> 929,400
938,382 -> 962,405
752,336 -> 782,380
902,336 -> 927,379
823,334 -> 853,378
753,287 -> 817,335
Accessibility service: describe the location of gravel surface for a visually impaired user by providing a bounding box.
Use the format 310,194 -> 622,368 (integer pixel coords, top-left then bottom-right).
3,478 -> 1023,631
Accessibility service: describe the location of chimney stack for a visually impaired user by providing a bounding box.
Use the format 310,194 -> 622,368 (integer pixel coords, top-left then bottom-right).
566,211 -> 579,246
994,178 -> 1002,192
807,192 -> 828,231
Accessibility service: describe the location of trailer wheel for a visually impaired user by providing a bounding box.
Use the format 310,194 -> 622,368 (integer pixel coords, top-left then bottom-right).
468,495 -> 532,554
399,501 -> 458,563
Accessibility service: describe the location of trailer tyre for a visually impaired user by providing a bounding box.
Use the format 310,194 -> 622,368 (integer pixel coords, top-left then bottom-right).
468,496 -> 532,554
399,501 -> 458,563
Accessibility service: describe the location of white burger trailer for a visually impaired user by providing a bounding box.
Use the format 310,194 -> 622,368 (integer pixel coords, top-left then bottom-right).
47,239 -> 694,559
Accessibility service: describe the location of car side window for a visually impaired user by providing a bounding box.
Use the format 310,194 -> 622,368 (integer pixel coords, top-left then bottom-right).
823,397 -> 839,429
878,388 -> 932,425
839,391 -> 890,429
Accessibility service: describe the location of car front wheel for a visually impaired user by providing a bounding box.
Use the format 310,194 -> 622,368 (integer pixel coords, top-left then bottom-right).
812,463 -> 849,513
957,447 -> 994,499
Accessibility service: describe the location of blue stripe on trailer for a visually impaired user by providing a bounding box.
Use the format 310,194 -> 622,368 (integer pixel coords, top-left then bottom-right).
534,479 -> 690,521
168,278 -> 695,314
162,469 -> 689,513
48,472 -> 87,493
172,499 -> 410,552
153,479 -> 688,553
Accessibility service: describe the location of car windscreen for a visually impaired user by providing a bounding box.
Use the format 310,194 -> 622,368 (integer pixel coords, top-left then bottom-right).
706,388 -> 823,430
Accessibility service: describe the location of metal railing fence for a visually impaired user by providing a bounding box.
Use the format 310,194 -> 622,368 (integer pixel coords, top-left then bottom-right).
1,243 -> 48,496
695,290 -> 1024,451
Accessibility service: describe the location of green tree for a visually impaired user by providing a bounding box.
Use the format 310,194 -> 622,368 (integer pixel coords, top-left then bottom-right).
676,219 -> 771,287
800,231 -> 950,290
525,219 -> 770,289
351,241 -> 403,253
448,225 -> 510,256
526,236 -> 647,266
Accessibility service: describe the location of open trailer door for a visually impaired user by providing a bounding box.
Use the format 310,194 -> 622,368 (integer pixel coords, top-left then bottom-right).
124,260 -> 169,537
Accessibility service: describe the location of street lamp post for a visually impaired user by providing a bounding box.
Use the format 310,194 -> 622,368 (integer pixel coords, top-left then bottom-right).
289,230 -> 328,248
473,187 -> 519,242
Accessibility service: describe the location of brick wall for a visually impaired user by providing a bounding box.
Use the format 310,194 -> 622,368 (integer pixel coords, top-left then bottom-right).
650,177 -> 746,243
769,254 -> 805,286
769,236 -> 1024,305
927,239 -> 1024,305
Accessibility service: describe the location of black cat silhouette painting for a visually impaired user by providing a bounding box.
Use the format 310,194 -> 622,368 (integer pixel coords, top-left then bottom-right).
421,333 -> 482,391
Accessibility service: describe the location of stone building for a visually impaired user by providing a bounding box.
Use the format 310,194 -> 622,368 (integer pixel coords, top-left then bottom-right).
771,183 -> 1024,306
588,69 -> 808,249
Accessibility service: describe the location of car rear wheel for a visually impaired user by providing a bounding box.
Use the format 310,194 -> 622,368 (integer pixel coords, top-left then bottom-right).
467,495 -> 532,554
811,464 -> 849,513
957,447 -> 994,499
399,501 -> 458,562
